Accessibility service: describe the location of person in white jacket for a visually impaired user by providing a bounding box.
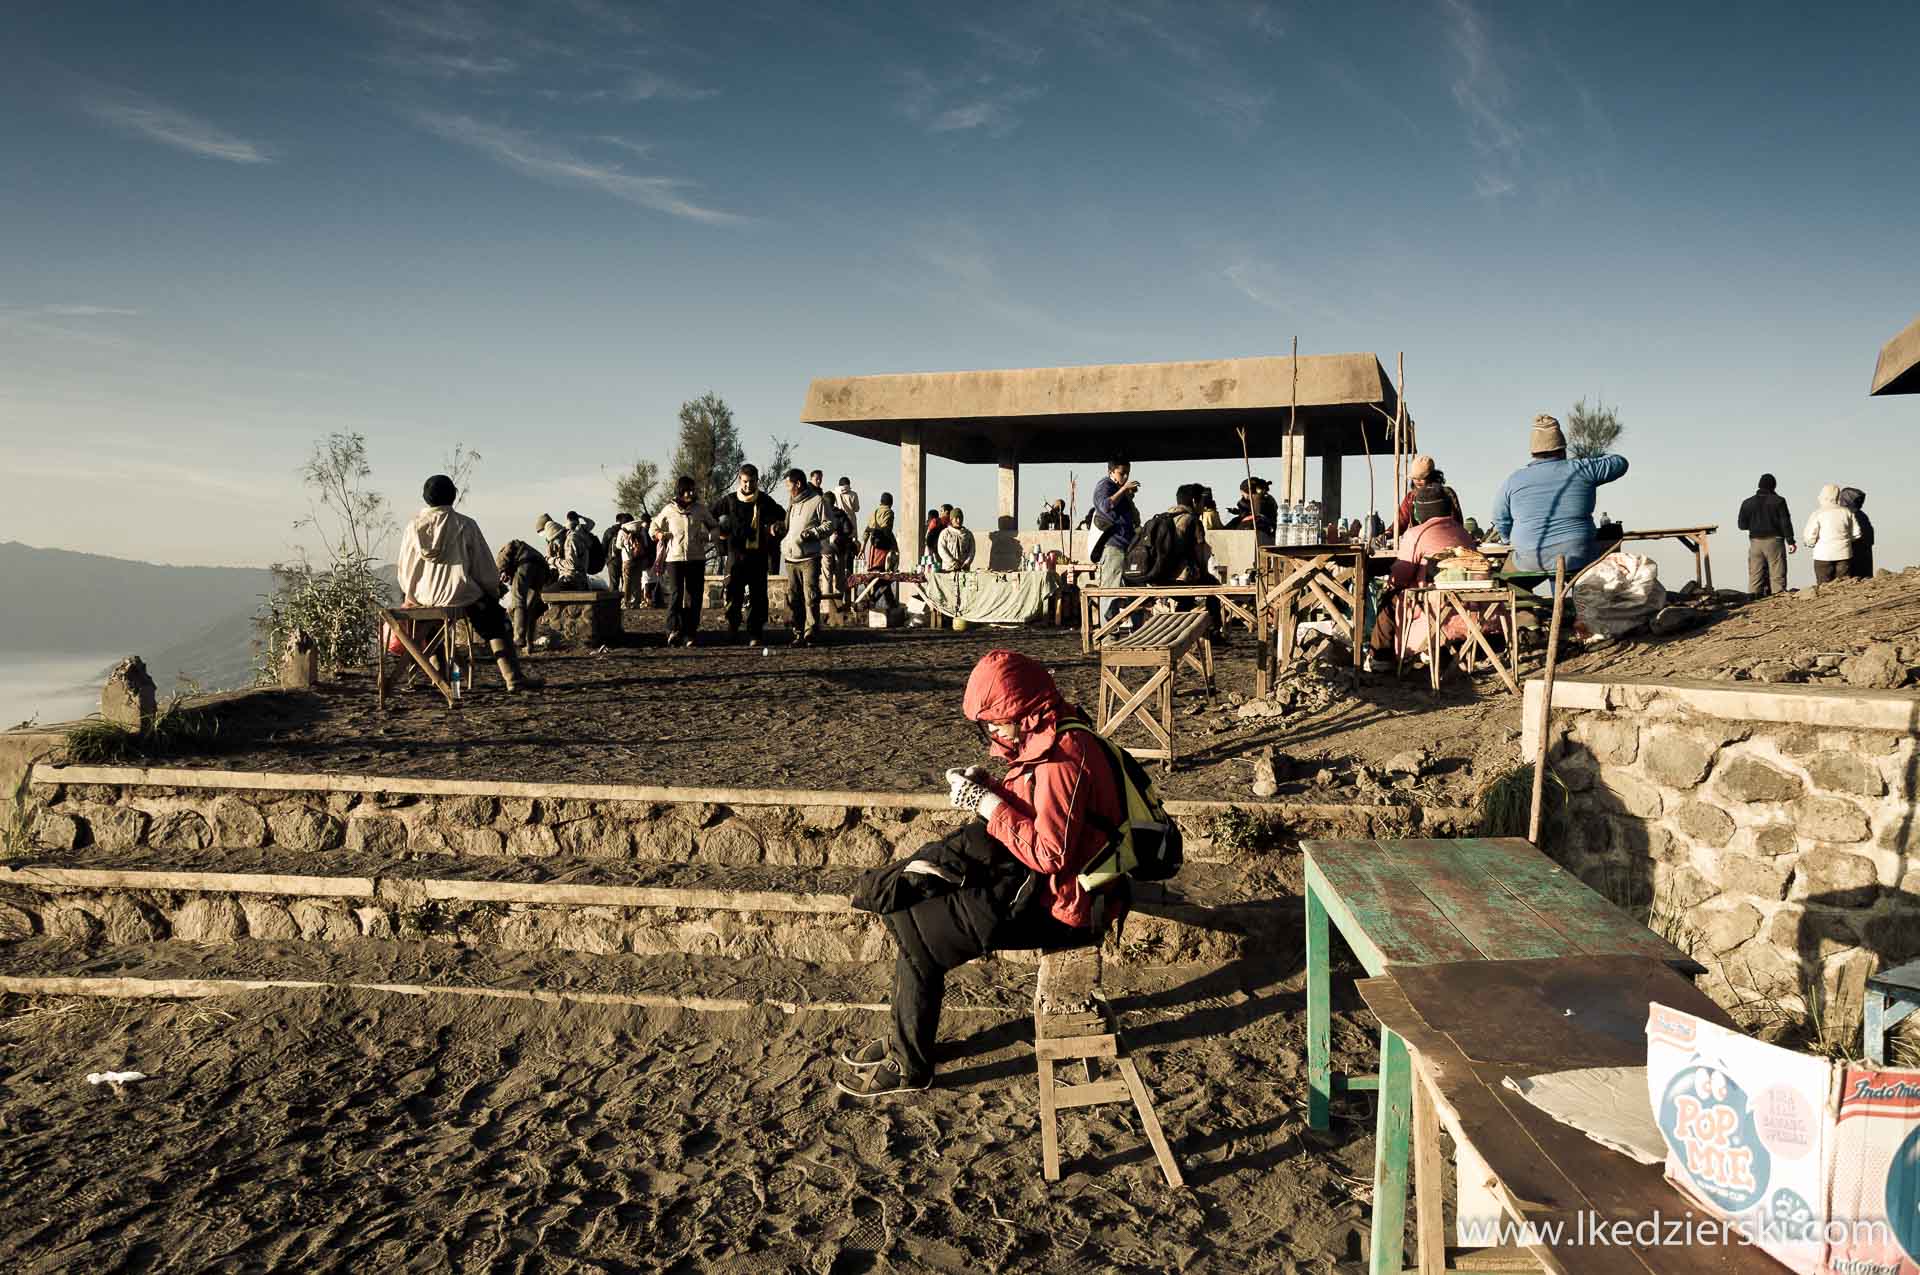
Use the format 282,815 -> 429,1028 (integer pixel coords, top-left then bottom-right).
653,476 -> 724,646
396,475 -> 539,691
1802,484 -> 1863,585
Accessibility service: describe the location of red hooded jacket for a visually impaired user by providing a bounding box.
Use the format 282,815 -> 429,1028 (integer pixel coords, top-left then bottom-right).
962,650 -> 1123,929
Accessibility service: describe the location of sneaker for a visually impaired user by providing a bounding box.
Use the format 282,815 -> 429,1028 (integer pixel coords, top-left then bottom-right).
835,1060 -> 931,1099
837,1040 -> 889,1070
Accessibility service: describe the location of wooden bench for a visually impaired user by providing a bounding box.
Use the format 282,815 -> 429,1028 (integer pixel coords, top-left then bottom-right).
1359,955 -> 1768,1275
375,606 -> 476,710
1302,837 -> 1704,1275
1865,957 -> 1920,1065
1096,610 -> 1214,769
1080,583 -> 1257,653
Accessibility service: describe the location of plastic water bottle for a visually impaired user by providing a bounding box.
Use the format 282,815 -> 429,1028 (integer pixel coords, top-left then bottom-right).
450,664 -> 463,699
1308,500 -> 1323,544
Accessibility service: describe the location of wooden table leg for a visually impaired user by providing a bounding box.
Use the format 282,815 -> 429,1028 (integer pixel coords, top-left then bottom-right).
1369,1027 -> 1414,1275
1701,531 -> 1713,591
1081,587 -> 1093,654
1413,1063 -> 1445,1275
1306,885 -> 1332,1130
376,619 -> 386,710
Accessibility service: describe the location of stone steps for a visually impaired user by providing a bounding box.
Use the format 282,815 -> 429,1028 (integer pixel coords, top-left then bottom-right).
0,849 -> 1294,967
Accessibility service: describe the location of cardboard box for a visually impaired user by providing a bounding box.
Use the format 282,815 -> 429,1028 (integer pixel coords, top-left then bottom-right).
1647,1002 -> 1920,1274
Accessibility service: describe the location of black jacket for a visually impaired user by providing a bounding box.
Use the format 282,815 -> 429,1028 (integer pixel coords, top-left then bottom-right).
1737,491 -> 1795,542
712,492 -> 784,559
853,822 -> 1037,974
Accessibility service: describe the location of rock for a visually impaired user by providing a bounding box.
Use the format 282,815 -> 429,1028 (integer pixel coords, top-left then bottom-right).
279,630 -> 319,690
557,819 -> 633,858
150,810 -> 212,852
1806,751 -> 1887,798
440,796 -> 498,828
1770,906 -> 1860,961
30,810 -> 82,852
1596,768 -> 1662,819
1794,797 -> 1871,844
1714,757 -> 1803,804
44,905 -> 100,945
1383,748 -> 1430,779
100,656 -> 157,730
241,899 -> 299,940
87,806 -> 148,852
800,805 -> 851,832
1839,641 -> 1907,689
1235,698 -> 1285,720
210,798 -> 268,848
1673,801 -> 1735,848
290,899 -> 360,941
1864,910 -> 1920,965
354,907 -> 394,940
1650,606 -> 1708,636
1642,734 -> 1714,789
631,820 -> 695,860
462,827 -> 506,856
1794,847 -> 1878,906
268,807 -> 343,852
1698,902 -> 1762,954
345,816 -> 409,855
172,897 -> 244,943
1751,824 -> 1798,857
1251,747 -> 1280,799
1576,718 -> 1640,766
1716,851 -> 1792,902
95,896 -> 165,944
697,819 -> 764,866
0,901 -> 36,940
505,825 -> 560,857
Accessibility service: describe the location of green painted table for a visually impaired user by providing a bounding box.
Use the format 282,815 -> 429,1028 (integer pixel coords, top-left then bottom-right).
1302,837 -> 1702,1275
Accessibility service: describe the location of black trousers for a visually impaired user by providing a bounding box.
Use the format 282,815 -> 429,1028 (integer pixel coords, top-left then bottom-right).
1814,558 -> 1851,584
664,561 -> 705,641
883,904 -> 1088,1085
724,552 -> 771,637
461,594 -> 510,645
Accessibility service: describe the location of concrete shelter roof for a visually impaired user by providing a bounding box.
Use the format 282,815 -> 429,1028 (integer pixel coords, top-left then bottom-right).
1871,314 -> 1920,396
801,353 -> 1412,463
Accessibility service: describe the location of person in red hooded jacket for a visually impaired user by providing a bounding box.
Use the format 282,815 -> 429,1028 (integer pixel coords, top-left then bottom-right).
836,649 -> 1124,1098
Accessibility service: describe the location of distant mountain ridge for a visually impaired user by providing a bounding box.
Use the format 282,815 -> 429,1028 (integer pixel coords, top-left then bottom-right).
0,541 -> 277,692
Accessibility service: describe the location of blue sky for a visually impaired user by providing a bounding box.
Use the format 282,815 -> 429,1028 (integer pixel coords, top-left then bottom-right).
2,0 -> 1915,586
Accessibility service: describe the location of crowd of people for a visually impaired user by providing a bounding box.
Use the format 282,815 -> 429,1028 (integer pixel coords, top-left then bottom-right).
1738,475 -> 1873,594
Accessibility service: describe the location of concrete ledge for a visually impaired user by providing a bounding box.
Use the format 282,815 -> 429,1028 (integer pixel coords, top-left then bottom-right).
1522,676 -> 1920,760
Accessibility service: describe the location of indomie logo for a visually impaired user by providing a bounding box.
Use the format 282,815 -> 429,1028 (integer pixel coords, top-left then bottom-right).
1658,1065 -> 1770,1212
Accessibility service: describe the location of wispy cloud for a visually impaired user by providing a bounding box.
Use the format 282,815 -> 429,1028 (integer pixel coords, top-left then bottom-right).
596,134 -> 656,158
37,304 -> 141,318
1049,0 -> 1276,134
621,70 -> 718,102
878,222 -> 1111,347
78,91 -> 273,164
894,68 -> 1041,136
413,111 -> 745,224
379,49 -> 519,77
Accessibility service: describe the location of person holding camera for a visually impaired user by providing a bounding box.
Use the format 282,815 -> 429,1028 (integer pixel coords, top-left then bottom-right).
1089,458 -> 1140,622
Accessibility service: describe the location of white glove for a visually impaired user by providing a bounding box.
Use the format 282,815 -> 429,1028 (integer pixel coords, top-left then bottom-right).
946,768 -> 1003,818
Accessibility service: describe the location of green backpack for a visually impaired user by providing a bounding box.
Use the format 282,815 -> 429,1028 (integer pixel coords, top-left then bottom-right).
1057,722 -> 1184,895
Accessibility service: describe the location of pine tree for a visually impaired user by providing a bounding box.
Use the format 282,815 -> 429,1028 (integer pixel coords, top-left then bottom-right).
669,392 -> 745,505
1566,397 -> 1624,459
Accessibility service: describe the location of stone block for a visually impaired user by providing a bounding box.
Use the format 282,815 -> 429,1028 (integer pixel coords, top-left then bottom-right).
1752,825 -> 1799,857
409,826 -> 456,855
800,804 -> 852,832
462,827 -> 506,856
1577,717 -> 1640,765
1864,909 -> 1920,965
1643,734 -> 1715,789
85,806 -> 147,852
172,896 -> 244,944
556,909 -> 626,955
1714,756 -> 1803,804
558,819 -> 633,859
99,657 -> 157,730
210,797 -> 268,848
496,798 -> 536,826
1795,797 -> 1870,844
291,899 -> 360,941
1769,906 -> 1860,962
697,819 -> 765,866
240,899 -> 299,940
762,835 -> 827,868
1607,817 -> 1674,861
1596,769 -> 1663,819
151,810 -> 212,853
326,793 -> 357,816
1729,936 -> 1801,999
1839,642 -> 1906,689
1716,851 -> 1792,902
1807,751 -> 1887,798
0,901 -> 34,940
268,808 -> 343,852
834,824 -> 894,869
1653,862 -> 1717,909
1698,902 -> 1762,954
631,819 -> 695,860
31,810 -> 82,852
94,896 -> 165,944
1795,847 -> 1879,907
345,816 -> 409,856
441,795 -> 497,828
1774,728 -> 1820,759
505,825 -> 560,857
355,907 -> 394,939
44,904 -> 100,944
1673,801 -> 1735,849
542,798 -> 600,824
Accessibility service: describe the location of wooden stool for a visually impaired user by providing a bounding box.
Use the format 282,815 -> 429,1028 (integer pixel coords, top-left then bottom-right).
1095,610 -> 1214,770
375,606 -> 476,710
1033,946 -> 1183,1188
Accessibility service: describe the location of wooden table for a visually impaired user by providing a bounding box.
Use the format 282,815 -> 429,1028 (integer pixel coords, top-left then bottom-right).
1865,957 -> 1920,1065
1300,837 -> 1703,1266
1080,584 -> 1256,653
1615,526 -> 1717,590
1357,956 -> 1769,1275
1397,585 -> 1522,695
375,606 -> 474,710
1254,543 -> 1378,695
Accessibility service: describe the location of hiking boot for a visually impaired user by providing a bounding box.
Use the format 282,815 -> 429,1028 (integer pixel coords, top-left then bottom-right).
836,1040 -> 890,1070
490,639 -> 542,692
834,1059 -> 931,1099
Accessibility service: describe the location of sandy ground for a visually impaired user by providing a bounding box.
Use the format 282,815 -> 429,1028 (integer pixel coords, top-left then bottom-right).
0,943 -> 1398,1274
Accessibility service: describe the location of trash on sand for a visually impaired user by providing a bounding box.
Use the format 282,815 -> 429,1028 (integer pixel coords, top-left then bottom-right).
86,1071 -> 147,1086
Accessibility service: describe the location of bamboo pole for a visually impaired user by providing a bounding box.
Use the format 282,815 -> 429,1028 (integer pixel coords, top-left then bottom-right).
1529,555 -> 1569,845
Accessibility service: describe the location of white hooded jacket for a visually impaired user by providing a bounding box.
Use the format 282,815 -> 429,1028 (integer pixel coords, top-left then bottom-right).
398,506 -> 500,608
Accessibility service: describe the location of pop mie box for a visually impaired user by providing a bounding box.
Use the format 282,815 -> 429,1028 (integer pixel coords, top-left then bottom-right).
1647,1002 -> 1920,1275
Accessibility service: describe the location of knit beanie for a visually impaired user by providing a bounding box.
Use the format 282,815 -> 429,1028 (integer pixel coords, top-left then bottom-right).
1530,415 -> 1565,454
1409,454 -> 1436,481
422,475 -> 456,507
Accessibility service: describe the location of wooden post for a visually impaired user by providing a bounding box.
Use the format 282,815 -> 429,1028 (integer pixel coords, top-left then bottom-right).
1529,556 -> 1568,845
1281,336 -> 1306,502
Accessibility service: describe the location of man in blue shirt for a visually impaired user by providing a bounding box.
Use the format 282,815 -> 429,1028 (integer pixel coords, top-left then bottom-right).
1090,458 -> 1140,621
1492,415 -> 1628,574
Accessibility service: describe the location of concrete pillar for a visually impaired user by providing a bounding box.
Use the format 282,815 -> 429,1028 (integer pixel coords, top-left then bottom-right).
900,427 -> 926,564
996,458 -> 1020,529
1320,452 -> 1343,529
1281,427 -> 1308,503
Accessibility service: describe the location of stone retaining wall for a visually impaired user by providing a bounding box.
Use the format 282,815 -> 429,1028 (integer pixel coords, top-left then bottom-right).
1525,676 -> 1920,1025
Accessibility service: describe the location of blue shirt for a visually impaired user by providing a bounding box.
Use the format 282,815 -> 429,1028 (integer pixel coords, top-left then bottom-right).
1492,455 -> 1628,558
1092,477 -> 1139,550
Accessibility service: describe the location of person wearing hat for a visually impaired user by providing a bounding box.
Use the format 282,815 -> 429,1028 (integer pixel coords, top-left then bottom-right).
1394,455 -> 1465,534
1491,415 -> 1629,574
397,476 -> 540,691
